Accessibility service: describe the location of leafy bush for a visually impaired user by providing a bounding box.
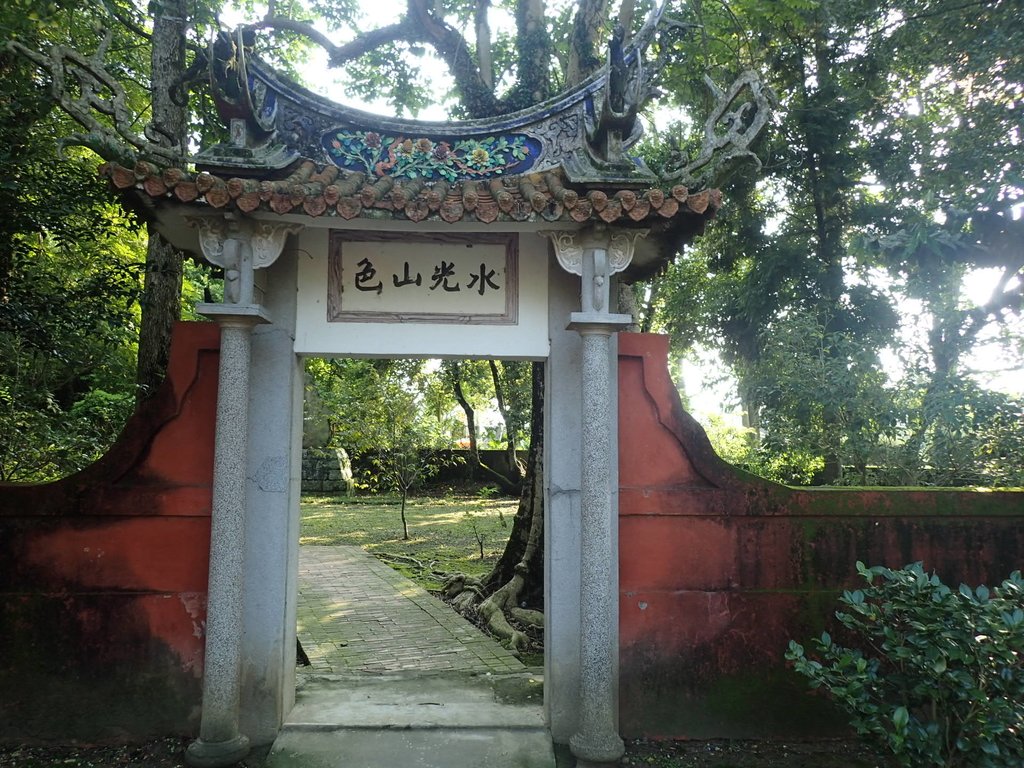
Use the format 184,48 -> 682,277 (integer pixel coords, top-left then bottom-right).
786,562 -> 1024,768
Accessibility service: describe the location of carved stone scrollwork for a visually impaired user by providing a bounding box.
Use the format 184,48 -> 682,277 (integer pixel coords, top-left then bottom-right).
542,227 -> 647,318
544,231 -> 585,276
186,215 -> 304,305
543,228 -> 648,277
186,215 -> 231,267
608,230 -> 648,274
251,221 -> 304,268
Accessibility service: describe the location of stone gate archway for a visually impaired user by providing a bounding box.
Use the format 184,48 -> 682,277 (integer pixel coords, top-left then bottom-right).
180,217 -> 641,767
104,16 -> 730,765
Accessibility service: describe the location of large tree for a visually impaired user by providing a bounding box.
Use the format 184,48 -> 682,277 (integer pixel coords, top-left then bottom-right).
0,0 -> 152,480
651,0 -> 1023,486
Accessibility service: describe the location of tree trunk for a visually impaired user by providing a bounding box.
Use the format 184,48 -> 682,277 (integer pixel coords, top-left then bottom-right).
567,0 -> 611,85
475,0 -> 493,90
451,361 -> 522,494
136,231 -> 183,397
488,359 -> 525,480
136,0 -> 187,398
443,363 -> 544,650
400,487 -> 409,540
451,363 -> 479,472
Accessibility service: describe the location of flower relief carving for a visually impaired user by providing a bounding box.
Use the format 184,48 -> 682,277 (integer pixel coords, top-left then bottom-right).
324,130 -> 533,182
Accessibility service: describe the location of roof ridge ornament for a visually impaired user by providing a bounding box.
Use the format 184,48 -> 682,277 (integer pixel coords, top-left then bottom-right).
193,2 -> 676,185
562,19 -> 660,187
663,70 -> 774,190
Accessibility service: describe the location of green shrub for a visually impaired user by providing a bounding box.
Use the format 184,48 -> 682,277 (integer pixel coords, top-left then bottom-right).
786,562 -> 1024,767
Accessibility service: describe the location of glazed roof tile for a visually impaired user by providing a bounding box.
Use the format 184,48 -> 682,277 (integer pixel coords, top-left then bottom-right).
102,160 -> 721,228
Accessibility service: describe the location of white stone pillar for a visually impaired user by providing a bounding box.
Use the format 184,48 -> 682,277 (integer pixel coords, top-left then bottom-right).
183,215 -> 300,768
543,227 -> 645,767
186,308 -> 267,768
570,319 -> 627,767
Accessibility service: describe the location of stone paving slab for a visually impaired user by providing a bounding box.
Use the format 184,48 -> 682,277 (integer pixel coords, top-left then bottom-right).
296,545 -> 524,675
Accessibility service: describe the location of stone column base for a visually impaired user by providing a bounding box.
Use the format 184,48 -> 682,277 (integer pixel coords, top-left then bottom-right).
185,734 -> 250,768
570,731 -> 625,765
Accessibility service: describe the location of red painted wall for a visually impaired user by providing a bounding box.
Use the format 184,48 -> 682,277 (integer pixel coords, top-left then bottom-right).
0,322 -> 219,743
617,333 -> 1024,739
5,325 -> 1021,744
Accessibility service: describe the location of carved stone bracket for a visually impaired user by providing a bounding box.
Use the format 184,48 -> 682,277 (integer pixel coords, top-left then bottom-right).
250,221 -> 303,268
543,227 -> 647,318
186,214 -> 303,304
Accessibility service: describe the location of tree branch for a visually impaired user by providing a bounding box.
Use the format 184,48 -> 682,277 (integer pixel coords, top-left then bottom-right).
245,16 -> 423,67
407,0 -> 497,117
961,263 -> 1024,341
247,5 -> 501,117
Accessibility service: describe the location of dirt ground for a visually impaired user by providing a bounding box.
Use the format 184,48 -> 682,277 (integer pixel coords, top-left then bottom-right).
0,737 -> 891,768
0,739 -> 268,768
623,738 -> 893,768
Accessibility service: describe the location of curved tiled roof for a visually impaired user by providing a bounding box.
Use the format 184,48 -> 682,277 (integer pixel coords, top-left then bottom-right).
102,160 -> 721,228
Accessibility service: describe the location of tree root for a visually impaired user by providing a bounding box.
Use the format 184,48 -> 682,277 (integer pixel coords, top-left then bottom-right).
509,606 -> 544,629
377,552 -> 449,582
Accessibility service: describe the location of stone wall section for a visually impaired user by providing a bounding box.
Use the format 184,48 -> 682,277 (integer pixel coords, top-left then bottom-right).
3,325 -> 1022,745
0,322 -> 220,742
616,333 -> 1024,740
300,447 -> 354,495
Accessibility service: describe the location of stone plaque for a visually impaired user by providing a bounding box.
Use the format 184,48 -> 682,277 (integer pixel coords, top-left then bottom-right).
328,231 -> 518,324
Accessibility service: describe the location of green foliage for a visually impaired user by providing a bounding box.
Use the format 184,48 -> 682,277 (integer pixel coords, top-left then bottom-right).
751,312 -> 899,484
651,0 -> 1023,487
0,0 -> 176,481
304,358 -> 461,457
786,562 -> 1024,767
0,92 -> 146,481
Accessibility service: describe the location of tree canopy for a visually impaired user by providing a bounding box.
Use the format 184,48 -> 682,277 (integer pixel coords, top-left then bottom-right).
2,0 -> 1021,490
649,0 -> 1023,486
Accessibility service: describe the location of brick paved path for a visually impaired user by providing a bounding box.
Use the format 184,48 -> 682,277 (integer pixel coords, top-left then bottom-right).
296,545 -> 525,675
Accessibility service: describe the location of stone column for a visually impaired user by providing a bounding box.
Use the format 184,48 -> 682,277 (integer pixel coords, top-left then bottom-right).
183,215 -> 300,768
570,318 -> 628,767
543,227 -> 646,767
186,308 -> 267,768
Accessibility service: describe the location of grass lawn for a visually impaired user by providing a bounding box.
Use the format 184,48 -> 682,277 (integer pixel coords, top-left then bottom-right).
300,492 -> 520,590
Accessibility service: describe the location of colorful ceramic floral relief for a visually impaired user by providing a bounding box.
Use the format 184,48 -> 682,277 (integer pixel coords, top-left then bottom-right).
322,130 -> 535,181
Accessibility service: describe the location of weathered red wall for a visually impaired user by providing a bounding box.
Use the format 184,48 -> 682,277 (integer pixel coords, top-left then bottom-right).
0,322 -> 219,743
617,333 -> 1024,739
